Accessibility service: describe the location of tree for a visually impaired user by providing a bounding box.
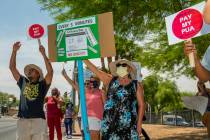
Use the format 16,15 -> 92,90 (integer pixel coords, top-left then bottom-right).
155,80 -> 182,112
143,74 -> 161,111
0,92 -> 18,107
37,0 -> 209,77
143,74 -> 185,112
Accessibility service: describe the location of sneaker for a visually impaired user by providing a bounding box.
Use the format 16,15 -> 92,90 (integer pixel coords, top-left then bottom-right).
67,135 -> 72,139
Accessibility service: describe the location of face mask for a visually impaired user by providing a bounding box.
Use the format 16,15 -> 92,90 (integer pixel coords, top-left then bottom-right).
90,80 -> 99,89
116,66 -> 128,78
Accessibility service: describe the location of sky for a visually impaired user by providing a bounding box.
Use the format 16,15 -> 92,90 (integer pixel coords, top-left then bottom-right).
0,0 -> 200,99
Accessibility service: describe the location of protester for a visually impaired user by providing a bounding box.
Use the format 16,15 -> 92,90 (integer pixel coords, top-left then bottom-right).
204,0 -> 210,24
45,88 -> 64,140
62,69 -> 105,140
184,40 -> 210,81
64,102 -> 75,139
196,81 -> 210,138
83,59 -> 145,140
9,42 -> 53,140
184,40 -> 210,139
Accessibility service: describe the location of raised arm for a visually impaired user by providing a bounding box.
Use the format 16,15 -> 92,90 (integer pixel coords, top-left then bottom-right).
136,83 -> 145,136
83,60 -> 112,86
52,96 -> 64,106
9,42 -> 21,82
184,41 -> 210,81
39,45 -> 53,85
204,0 -> 210,24
62,69 -> 79,91
101,90 -> 106,104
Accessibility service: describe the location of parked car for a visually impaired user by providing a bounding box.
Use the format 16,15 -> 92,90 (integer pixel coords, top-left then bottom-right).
195,121 -> 205,127
163,115 -> 190,126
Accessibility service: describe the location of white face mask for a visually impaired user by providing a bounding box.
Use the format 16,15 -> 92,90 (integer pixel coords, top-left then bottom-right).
116,66 -> 128,78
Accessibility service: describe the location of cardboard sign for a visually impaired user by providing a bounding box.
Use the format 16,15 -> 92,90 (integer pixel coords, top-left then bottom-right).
48,12 -> 116,62
165,1 -> 210,45
28,24 -> 44,39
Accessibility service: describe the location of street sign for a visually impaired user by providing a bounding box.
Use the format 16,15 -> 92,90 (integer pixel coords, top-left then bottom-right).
28,24 -> 44,39
48,12 -> 116,62
165,1 -> 210,45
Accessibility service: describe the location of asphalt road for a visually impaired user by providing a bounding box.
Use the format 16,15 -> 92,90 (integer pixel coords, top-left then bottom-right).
0,117 -> 82,140
0,117 -> 17,140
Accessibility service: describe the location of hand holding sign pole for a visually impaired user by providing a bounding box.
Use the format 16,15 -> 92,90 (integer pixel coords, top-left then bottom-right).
28,24 -> 44,46
165,2 -> 210,67
185,39 -> 195,67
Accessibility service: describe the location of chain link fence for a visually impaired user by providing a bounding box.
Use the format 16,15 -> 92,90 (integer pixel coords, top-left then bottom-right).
143,109 -> 204,127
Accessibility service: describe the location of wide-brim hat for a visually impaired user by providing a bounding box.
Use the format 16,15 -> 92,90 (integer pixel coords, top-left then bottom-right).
24,64 -> 44,81
109,59 -> 137,80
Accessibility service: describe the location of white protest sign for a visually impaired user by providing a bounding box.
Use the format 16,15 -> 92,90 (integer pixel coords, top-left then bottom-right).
132,61 -> 142,82
165,1 -> 210,45
182,96 -> 208,115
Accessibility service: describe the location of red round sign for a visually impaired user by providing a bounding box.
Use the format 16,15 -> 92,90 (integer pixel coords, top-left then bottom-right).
28,24 -> 44,39
172,8 -> 203,39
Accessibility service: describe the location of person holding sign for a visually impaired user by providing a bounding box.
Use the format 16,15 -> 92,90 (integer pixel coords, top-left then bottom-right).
204,0 -> 210,24
196,81 -> 210,138
83,59 -> 145,140
9,42 -> 53,140
62,69 -> 105,140
184,40 -> 210,81
184,41 -> 210,138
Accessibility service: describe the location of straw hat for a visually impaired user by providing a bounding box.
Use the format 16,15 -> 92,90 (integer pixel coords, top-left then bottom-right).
109,59 -> 137,80
24,64 -> 44,81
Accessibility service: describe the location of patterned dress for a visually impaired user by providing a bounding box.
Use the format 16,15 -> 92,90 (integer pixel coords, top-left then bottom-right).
101,77 -> 139,140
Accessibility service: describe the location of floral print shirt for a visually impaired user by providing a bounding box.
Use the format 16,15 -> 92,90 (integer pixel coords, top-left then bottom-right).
101,77 -> 139,140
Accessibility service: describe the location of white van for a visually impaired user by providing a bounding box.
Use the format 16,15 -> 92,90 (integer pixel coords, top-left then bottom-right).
163,115 -> 189,126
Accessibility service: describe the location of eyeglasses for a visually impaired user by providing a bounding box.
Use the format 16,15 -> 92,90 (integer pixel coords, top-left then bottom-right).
116,63 -> 128,67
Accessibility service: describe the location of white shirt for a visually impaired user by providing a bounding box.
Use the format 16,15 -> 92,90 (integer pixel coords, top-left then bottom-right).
201,46 -> 210,72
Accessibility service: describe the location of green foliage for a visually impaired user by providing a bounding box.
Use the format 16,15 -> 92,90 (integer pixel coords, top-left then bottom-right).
61,92 -> 70,113
61,92 -> 78,114
143,74 -> 189,112
143,74 -> 161,111
155,80 -> 181,112
36,0 -> 209,77
0,92 -> 18,107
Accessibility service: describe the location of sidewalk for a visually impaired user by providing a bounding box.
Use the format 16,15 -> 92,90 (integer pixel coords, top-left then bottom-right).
60,121 -> 83,140
61,135 -> 82,140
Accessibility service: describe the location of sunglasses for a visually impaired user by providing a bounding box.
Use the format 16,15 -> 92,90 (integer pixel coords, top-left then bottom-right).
85,82 -> 89,85
90,80 -> 98,83
116,63 -> 128,67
